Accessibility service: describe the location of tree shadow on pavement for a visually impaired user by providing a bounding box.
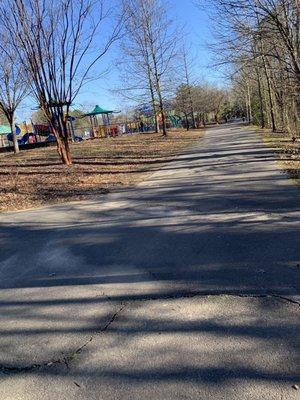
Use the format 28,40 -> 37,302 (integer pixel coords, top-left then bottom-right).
0,124 -> 299,399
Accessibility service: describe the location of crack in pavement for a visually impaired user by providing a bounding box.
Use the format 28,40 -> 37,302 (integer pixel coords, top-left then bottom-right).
0,303 -> 127,376
270,294 -> 300,306
0,291 -> 298,377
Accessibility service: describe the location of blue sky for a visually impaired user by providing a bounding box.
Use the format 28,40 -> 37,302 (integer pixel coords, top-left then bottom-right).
71,0 -> 223,112
18,0 -> 223,121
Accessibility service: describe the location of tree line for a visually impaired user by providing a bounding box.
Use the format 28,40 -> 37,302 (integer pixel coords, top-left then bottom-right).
0,0 -> 297,165
206,0 -> 300,137
1,0 -> 202,163
118,0 -> 234,132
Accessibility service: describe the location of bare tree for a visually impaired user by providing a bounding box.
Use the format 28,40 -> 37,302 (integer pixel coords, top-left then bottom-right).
191,84 -> 227,125
118,0 -> 159,132
121,0 -> 178,136
209,87 -> 227,124
202,0 -> 300,136
0,0 -> 122,165
0,34 -> 28,154
192,85 -> 210,126
179,46 -> 197,129
175,45 -> 200,130
175,84 -> 194,130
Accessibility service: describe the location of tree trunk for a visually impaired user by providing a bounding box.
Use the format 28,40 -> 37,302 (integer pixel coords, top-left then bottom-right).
183,50 -> 196,129
148,74 -> 158,133
145,43 -> 158,133
150,86 -> 158,133
191,111 -> 196,130
185,114 -> 190,131
157,91 -> 167,136
9,118 -> 19,154
246,81 -> 252,123
148,39 -> 167,136
264,68 -> 276,132
160,110 -> 167,136
151,98 -> 158,133
259,39 -> 276,132
52,121 -> 72,165
154,117 -> 159,133
256,67 -> 265,129
56,135 -> 72,165
154,76 -> 167,136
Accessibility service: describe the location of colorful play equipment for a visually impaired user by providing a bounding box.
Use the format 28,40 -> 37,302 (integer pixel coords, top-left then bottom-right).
168,114 -> 181,128
0,125 -> 11,148
0,102 -> 185,150
0,123 -> 51,148
83,105 -> 115,138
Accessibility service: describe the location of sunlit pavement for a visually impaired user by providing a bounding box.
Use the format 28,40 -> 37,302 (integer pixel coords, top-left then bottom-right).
0,123 -> 299,399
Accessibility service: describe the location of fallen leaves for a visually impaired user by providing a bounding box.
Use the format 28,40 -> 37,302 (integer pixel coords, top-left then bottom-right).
0,130 -> 203,212
263,131 -> 300,182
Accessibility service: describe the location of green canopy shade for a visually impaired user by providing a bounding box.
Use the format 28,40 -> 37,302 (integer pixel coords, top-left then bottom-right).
0,125 -> 11,135
84,105 -> 114,117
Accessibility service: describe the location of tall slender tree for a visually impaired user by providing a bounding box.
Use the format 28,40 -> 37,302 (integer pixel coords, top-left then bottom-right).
121,0 -> 178,136
118,0 -> 159,132
0,34 -> 28,154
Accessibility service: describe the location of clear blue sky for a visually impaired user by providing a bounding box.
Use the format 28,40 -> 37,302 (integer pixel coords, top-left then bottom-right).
71,0 -> 223,112
18,0 -> 223,122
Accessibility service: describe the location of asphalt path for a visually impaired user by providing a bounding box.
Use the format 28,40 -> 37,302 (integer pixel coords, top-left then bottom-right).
0,123 -> 299,399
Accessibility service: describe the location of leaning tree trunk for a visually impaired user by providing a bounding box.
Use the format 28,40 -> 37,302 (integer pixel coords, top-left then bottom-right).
264,67 -> 276,132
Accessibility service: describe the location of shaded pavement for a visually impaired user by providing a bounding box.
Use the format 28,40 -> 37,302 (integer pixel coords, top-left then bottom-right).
0,124 -> 299,399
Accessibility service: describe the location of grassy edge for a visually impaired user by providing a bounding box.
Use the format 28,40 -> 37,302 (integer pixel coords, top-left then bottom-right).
246,125 -> 300,186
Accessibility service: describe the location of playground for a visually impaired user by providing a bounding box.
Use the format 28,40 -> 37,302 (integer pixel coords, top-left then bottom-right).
0,129 -> 203,212
0,104 -> 184,152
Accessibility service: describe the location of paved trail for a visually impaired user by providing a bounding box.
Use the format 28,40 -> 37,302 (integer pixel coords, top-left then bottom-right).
0,124 -> 299,399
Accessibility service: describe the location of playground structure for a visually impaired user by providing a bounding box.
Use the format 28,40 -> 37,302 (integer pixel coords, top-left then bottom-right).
0,103 -> 185,150
0,123 -> 40,148
0,121 -> 59,149
83,105 -> 115,138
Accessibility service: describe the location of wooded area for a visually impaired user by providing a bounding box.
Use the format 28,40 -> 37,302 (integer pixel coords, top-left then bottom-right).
207,0 -> 300,137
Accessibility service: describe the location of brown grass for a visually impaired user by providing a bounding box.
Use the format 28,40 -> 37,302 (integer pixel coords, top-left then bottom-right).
248,125 -> 300,184
0,130 -> 203,212
261,130 -> 300,184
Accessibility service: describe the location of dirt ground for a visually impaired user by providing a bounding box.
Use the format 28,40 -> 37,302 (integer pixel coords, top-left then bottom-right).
0,130 -> 203,212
